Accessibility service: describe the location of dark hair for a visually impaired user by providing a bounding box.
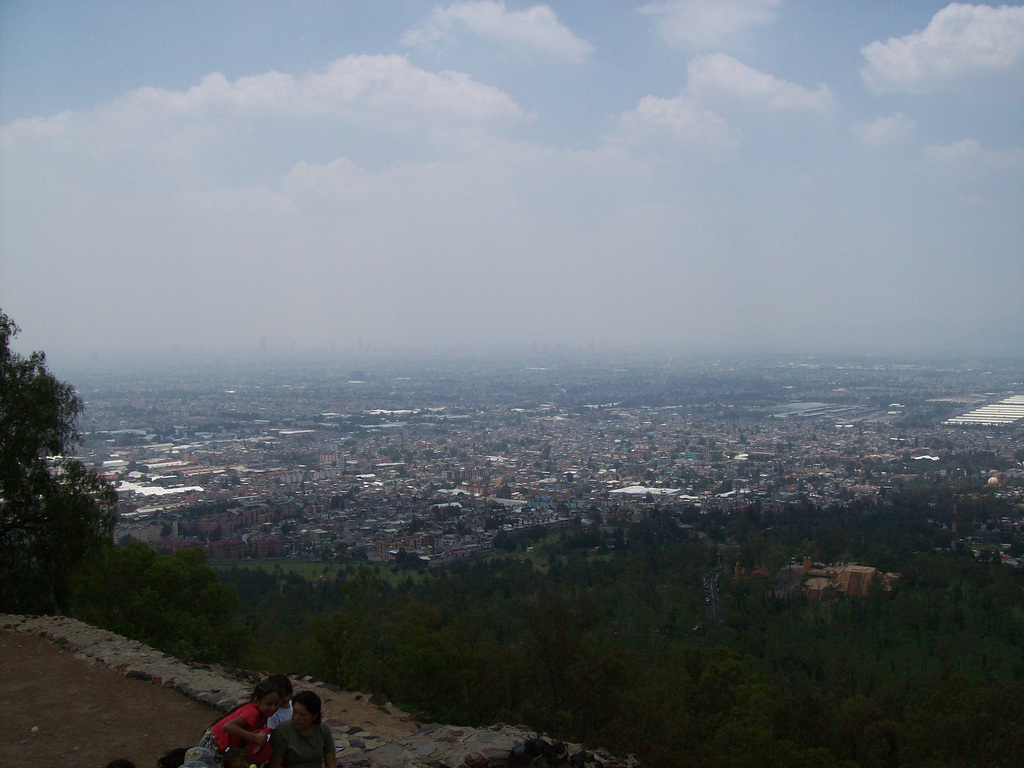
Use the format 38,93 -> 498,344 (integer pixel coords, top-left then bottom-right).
292,690 -> 323,725
223,747 -> 250,768
156,748 -> 188,768
105,761 -> 137,768
268,673 -> 294,698
251,679 -> 280,703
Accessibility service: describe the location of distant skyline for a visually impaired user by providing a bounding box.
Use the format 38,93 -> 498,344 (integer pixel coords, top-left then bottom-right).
2,1 -> 1022,364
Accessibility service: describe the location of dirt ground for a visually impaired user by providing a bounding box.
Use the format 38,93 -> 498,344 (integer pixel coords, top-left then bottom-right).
0,629 -> 417,768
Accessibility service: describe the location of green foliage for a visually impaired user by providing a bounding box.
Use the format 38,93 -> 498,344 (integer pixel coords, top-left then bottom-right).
221,493 -> 1024,768
68,542 -> 249,663
900,674 -> 1024,767
0,312 -> 116,612
309,609 -> 358,687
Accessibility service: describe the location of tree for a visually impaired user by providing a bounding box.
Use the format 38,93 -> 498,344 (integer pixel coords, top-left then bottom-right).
68,542 -> 249,662
0,312 -> 115,612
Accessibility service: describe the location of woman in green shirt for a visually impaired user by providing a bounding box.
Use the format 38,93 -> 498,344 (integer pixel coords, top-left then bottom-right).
268,691 -> 337,768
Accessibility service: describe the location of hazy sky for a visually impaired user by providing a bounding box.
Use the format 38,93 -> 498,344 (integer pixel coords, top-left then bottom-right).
2,1 -> 1022,362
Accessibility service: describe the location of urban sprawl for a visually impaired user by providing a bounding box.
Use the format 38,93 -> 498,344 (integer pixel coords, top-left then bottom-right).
70,355 -> 1024,570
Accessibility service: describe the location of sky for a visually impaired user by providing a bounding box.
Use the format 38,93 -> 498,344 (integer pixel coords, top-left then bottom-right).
1,1 -> 1022,364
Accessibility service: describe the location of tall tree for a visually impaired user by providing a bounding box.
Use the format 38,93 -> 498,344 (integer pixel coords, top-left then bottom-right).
0,311 -> 115,612
69,543 -> 249,662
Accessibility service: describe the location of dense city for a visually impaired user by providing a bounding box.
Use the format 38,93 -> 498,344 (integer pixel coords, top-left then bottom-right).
67,353 -> 1024,570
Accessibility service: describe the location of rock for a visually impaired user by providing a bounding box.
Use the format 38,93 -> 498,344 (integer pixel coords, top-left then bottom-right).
197,692 -> 224,708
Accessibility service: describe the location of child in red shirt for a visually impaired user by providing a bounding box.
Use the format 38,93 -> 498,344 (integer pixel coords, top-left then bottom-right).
199,680 -> 280,763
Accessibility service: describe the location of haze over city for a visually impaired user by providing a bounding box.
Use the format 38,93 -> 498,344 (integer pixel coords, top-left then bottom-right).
2,1 -> 1022,364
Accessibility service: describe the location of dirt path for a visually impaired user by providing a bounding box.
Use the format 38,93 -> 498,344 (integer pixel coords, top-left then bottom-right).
0,628 -> 419,768
0,629 -> 218,768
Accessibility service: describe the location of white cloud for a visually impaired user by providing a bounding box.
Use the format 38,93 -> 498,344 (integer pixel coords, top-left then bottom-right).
403,1 -> 593,63
2,55 -> 523,146
687,53 -> 835,112
923,138 -> 1024,172
613,54 -> 832,149
0,57 -> 537,297
165,55 -> 525,122
862,3 -> 1024,94
851,112 -> 916,146
613,94 -> 740,151
0,55 -> 525,199
639,0 -> 779,49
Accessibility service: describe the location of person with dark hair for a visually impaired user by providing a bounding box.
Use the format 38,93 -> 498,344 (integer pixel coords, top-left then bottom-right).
267,673 -> 295,729
197,680 -> 280,764
221,747 -> 253,768
268,691 -> 336,768
156,747 -> 189,768
105,761 -> 137,768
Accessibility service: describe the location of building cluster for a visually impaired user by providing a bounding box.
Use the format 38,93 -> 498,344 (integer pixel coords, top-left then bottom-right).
68,356 -> 1024,565
764,558 -> 900,602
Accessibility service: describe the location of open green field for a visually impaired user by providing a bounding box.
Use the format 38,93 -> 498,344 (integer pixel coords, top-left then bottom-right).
210,558 -> 341,579
520,531 -> 564,566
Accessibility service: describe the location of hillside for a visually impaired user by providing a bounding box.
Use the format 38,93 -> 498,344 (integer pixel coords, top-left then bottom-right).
0,615 -> 638,768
